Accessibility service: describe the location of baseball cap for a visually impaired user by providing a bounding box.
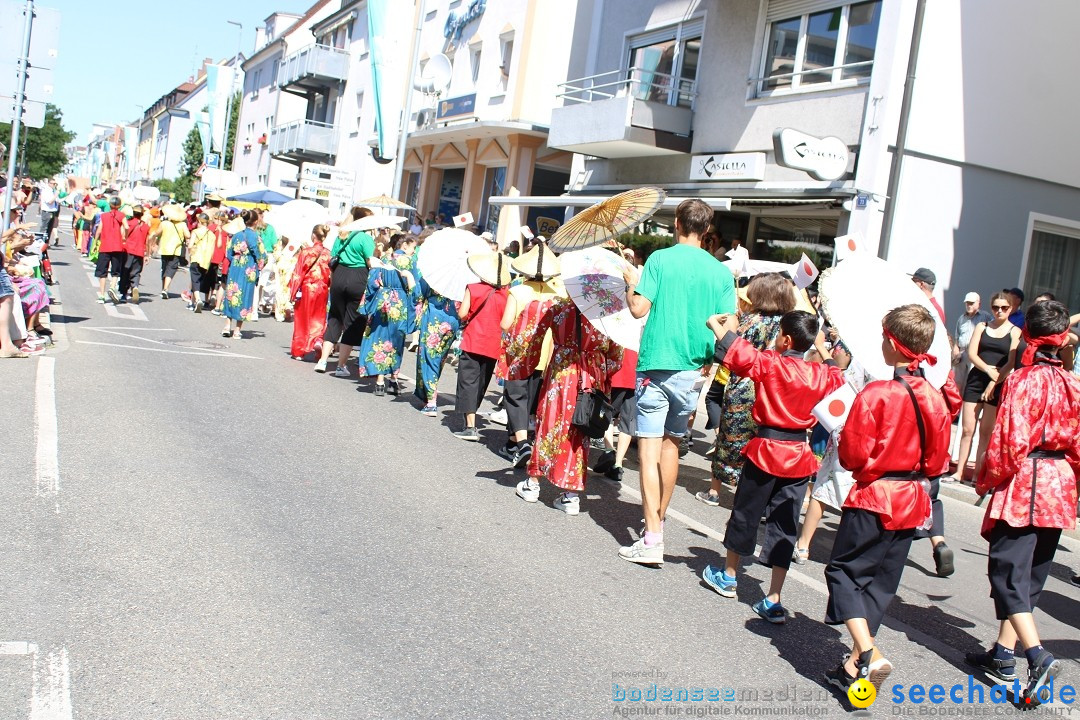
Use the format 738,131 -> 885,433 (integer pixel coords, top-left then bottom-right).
911,267 -> 936,286
964,292 -> 980,303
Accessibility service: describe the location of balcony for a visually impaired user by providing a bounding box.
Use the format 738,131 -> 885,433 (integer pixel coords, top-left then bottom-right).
269,120 -> 337,164
278,44 -> 350,95
548,68 -> 696,159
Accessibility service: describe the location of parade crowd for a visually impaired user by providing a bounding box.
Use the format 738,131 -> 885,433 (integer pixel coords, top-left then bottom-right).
3,185 -> 1079,709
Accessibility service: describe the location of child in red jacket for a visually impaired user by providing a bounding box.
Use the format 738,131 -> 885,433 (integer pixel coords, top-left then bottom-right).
823,304 -> 952,695
965,300 -> 1079,704
701,310 -> 844,623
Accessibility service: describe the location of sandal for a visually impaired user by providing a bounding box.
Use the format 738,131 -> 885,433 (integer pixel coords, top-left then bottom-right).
221,329 -> 231,338
231,330 -> 242,339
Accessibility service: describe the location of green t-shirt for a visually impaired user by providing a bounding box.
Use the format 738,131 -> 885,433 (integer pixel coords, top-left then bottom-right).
259,224 -> 279,254
330,231 -> 375,269
634,243 -> 736,372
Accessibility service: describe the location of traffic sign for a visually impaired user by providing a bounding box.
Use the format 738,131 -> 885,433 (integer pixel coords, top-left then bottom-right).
0,3 -> 60,70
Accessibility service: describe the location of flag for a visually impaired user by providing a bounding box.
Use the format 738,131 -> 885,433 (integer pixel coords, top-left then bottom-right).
206,64 -> 237,153
833,233 -> 865,262
812,383 -> 857,434
791,252 -> 819,289
196,111 -> 211,158
368,0 -> 409,161
453,212 -> 475,228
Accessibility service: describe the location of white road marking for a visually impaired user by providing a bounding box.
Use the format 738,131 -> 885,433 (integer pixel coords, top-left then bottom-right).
34,357 -> 60,513
103,302 -> 148,321
30,646 -> 72,720
75,340 -> 260,359
0,641 -> 34,655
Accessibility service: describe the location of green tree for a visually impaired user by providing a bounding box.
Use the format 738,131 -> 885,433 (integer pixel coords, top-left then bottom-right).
180,126 -> 203,178
225,91 -> 240,170
172,175 -> 194,204
0,103 -> 75,178
151,178 -> 175,196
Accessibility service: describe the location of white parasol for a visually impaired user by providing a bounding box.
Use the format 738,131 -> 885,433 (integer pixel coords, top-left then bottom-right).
559,246 -> 645,351
414,227 -> 490,302
818,254 -> 951,388
264,199 -> 333,249
341,214 -> 408,233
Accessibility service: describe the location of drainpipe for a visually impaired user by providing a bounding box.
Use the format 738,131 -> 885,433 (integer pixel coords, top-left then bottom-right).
877,0 -> 926,260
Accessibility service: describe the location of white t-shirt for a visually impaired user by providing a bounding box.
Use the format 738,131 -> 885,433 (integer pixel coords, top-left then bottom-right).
39,186 -> 59,212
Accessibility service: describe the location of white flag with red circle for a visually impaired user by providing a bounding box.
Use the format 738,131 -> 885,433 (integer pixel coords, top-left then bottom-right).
812,382 -> 858,434
791,253 -> 819,289
453,212 -> 475,228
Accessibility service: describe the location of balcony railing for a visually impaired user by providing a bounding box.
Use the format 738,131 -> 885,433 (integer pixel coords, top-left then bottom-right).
269,120 -> 337,163
558,67 -> 698,109
278,44 -> 350,93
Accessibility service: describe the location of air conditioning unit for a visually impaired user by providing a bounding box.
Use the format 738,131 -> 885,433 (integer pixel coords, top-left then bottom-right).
416,108 -> 436,130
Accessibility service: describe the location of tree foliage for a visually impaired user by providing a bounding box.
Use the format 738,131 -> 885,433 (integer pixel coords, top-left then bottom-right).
180,126 -> 203,178
0,103 -> 75,178
225,91 -> 240,171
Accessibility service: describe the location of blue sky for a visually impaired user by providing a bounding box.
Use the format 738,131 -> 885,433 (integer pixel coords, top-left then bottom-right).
50,0 -> 317,143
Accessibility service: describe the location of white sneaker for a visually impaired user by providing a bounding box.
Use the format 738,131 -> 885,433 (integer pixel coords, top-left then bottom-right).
333,366 -> 350,378
553,493 -> 580,515
489,407 -> 508,425
314,360 -> 328,373
618,538 -> 664,565
515,479 -> 540,503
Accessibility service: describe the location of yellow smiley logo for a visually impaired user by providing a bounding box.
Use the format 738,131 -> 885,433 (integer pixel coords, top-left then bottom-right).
848,678 -> 876,708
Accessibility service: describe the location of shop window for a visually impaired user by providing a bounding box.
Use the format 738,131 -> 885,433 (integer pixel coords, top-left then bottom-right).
1024,222 -> 1080,311
627,19 -> 702,108
758,0 -> 881,95
479,166 -> 507,232
751,216 -> 838,268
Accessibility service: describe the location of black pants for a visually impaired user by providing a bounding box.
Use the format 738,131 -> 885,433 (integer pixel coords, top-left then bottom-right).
455,351 -> 497,416
505,372 -> 542,435
987,522 -> 1061,620
188,263 -> 204,297
704,381 -> 726,430
325,264 -> 368,346
914,476 -> 946,540
119,254 -> 143,297
825,508 -> 914,636
199,263 -> 220,296
161,254 -> 181,281
95,251 -> 124,279
723,459 -> 810,571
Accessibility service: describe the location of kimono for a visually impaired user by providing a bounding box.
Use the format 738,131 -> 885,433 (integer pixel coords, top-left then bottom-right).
267,245 -> 298,321
358,266 -> 417,377
413,274 -> 460,404
288,244 -> 332,357
976,359 -> 1080,539
223,228 -> 266,322
505,298 -> 623,492
711,313 -> 784,485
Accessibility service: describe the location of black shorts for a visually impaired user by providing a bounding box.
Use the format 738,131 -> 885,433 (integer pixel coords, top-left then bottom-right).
455,351 -> 498,416
95,251 -> 124,278
723,459 -> 809,571
962,369 -> 1000,406
199,264 -> 220,295
987,522 -> 1061,619
505,372 -> 542,435
161,254 -> 181,280
610,387 -> 637,436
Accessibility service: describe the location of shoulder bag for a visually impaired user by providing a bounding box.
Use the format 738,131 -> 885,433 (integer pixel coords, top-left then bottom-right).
329,233 -> 356,271
570,310 -> 614,439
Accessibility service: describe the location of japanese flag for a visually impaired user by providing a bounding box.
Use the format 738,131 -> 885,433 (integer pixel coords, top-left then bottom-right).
791,253 -> 819,289
453,212 -> 475,228
833,233 -> 865,261
520,225 -> 534,240
812,383 -> 858,434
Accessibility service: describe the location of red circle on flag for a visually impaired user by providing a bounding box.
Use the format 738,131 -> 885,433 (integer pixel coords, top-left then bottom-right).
803,261 -> 814,275
828,399 -> 846,417
847,238 -> 857,251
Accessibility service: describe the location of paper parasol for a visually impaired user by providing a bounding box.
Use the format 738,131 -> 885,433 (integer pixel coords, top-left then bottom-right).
560,246 -> 645,351
415,228 -> 490,302
356,194 -> 415,211
341,214 -> 408,233
549,187 -> 666,251
264,200 -> 333,250
818,254 -> 951,388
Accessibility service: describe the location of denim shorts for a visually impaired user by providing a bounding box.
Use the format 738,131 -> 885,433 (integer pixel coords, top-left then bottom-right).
635,369 -> 700,438
0,269 -> 13,299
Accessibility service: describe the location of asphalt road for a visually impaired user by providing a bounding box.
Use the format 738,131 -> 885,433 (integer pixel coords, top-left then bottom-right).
1,209 -> 1076,719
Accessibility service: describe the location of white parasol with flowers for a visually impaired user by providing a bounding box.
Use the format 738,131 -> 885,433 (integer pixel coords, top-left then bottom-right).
559,246 -> 645,351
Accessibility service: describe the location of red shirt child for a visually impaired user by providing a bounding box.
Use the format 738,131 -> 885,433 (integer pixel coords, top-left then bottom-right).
124,217 -> 149,258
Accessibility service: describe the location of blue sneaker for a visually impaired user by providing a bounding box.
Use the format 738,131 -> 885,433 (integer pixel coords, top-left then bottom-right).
752,598 -> 787,624
702,565 -> 737,598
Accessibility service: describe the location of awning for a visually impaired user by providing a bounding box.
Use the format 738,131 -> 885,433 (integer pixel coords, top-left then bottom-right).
488,195 -> 733,211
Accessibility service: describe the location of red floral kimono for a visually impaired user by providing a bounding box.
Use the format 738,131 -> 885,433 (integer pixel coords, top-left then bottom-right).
288,244 -> 332,357
976,361 -> 1080,540
505,298 -> 623,492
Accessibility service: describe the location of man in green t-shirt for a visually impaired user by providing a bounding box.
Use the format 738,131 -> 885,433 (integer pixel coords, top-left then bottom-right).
619,198 -> 736,566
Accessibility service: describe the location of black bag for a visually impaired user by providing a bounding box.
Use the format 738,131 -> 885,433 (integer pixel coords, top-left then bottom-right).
329,232 -> 356,271
570,310 -> 613,439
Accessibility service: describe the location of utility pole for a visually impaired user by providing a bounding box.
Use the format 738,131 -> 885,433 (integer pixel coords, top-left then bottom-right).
2,0 -> 35,232
391,0 -> 426,200
223,20 -> 242,172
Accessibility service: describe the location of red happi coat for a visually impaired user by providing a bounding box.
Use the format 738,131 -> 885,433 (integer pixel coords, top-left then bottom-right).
976,361 -> 1080,540
505,298 -> 623,492
840,371 -> 953,530
714,333 -> 846,479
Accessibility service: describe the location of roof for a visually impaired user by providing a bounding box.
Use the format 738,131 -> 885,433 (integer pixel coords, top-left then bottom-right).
284,0 -> 337,37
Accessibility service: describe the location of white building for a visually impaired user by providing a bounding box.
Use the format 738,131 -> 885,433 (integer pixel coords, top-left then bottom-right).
234,4 -> 340,192
544,0 -> 1080,314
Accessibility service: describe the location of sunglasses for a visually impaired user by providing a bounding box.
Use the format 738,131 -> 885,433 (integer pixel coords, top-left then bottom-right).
991,305 -> 1010,311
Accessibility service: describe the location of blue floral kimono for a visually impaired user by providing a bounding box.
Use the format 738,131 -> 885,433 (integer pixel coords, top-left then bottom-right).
413,274 -> 461,404
224,228 -> 266,322
358,266 -> 417,377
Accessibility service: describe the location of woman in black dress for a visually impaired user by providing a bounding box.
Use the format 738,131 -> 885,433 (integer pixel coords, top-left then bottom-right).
951,291 -> 1021,481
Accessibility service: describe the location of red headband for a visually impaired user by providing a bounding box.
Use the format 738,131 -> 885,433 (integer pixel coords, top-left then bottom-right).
1021,328 -> 1069,366
883,328 -> 938,373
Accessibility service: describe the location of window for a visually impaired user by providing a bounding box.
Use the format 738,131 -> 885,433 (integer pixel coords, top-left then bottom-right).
626,19 -> 702,108
470,45 -> 482,85
252,69 -> 262,98
479,166 -> 507,231
498,36 -> 514,92
759,0 -> 881,94
1024,222 -> 1080,311
258,174 -> 267,185
270,60 -> 279,90
355,92 -> 364,132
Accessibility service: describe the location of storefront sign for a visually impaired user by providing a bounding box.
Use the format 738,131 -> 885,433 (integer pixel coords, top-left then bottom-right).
535,216 -> 561,237
772,128 -> 851,181
444,0 -> 486,42
689,152 -> 766,181
437,93 -> 477,120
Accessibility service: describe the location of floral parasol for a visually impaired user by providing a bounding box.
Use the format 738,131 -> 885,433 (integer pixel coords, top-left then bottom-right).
559,246 -> 645,351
